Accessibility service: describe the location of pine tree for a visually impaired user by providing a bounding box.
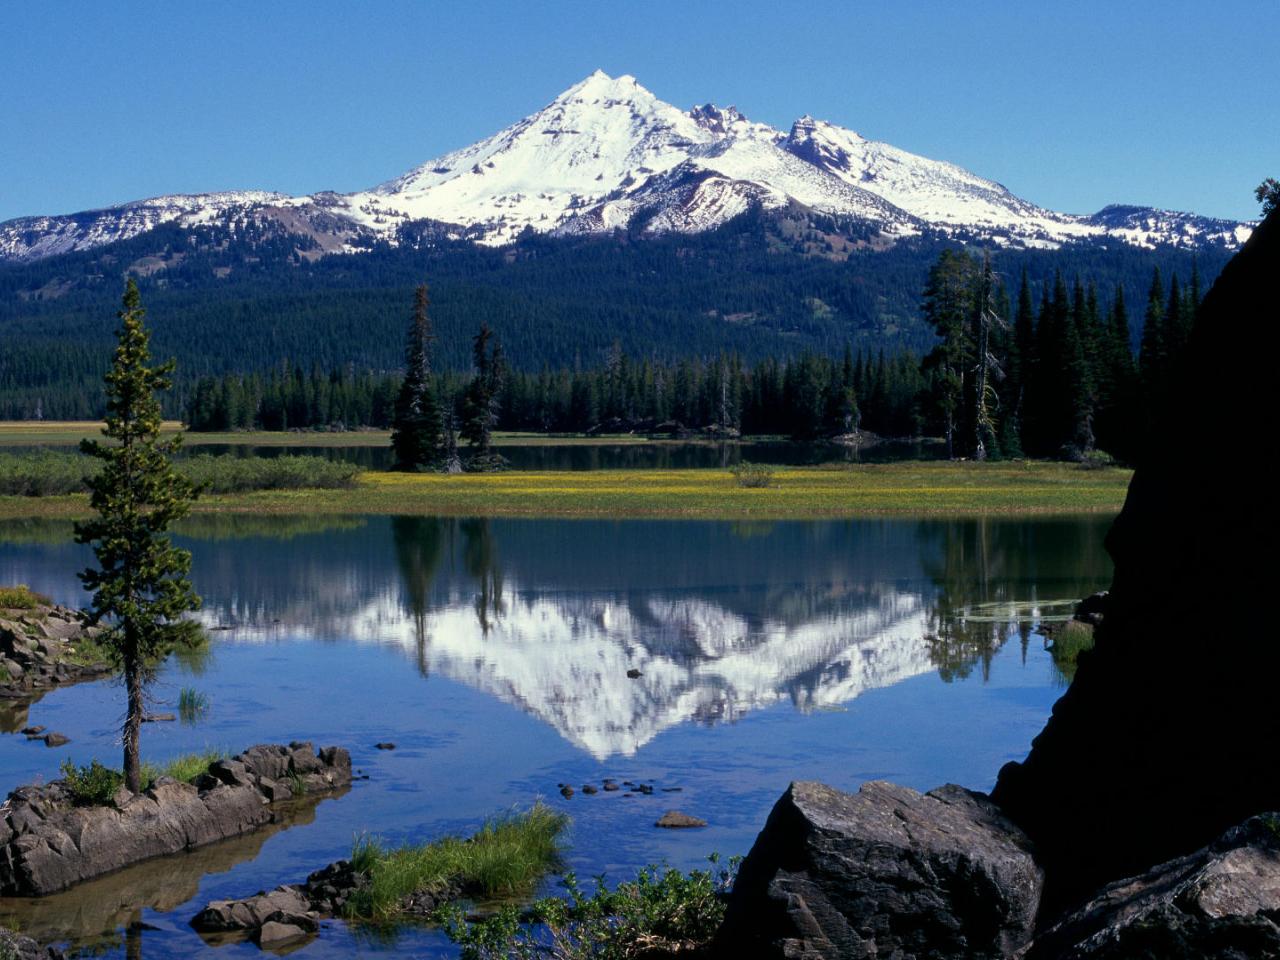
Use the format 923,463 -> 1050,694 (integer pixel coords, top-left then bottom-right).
1139,266 -> 1166,409
390,285 -> 442,470
461,324 -> 507,455
74,280 -> 203,795
921,250 -> 977,458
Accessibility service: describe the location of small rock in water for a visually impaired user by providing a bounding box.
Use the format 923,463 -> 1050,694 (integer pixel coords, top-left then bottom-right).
20,725 -> 44,736
662,787 -> 683,792
603,782 -> 620,792
560,785 -> 575,798
374,742 -> 396,750
43,732 -> 70,747
656,810 -> 708,829
256,920 -> 311,948
636,784 -> 655,795
582,784 -> 598,795
144,713 -> 176,722
626,668 -> 642,679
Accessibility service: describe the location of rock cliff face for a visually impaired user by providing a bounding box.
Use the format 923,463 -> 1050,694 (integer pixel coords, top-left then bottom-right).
0,743 -> 351,896
992,206 -> 1280,909
719,209 -> 1280,956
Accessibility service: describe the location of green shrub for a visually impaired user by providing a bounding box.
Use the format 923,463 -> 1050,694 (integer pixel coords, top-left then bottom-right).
1048,619 -> 1096,683
441,855 -> 739,960
0,451 -> 359,496
346,804 -> 568,922
0,451 -> 92,496
60,759 -> 124,806
179,454 -> 360,492
1078,449 -> 1117,470
0,584 -> 49,609
730,461 -> 775,488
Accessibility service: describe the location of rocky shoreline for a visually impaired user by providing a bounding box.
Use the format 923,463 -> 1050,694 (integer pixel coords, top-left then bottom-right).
0,602 -> 112,709
192,857 -> 464,950
0,742 -> 351,897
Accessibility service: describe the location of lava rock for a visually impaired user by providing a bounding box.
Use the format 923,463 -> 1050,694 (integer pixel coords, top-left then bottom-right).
0,743 -> 352,896
626,668 -> 642,679
1025,814 -> 1280,958
582,784 -> 598,795
374,742 -> 396,750
717,780 -> 1043,960
559,785 -> 575,799
42,732 -> 69,747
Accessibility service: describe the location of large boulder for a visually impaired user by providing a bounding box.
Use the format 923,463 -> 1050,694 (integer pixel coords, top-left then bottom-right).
1023,814 -> 1280,958
993,208 -> 1280,910
716,780 -> 1043,959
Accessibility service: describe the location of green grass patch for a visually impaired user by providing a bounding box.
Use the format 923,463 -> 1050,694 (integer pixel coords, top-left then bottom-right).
441,856 -> 739,960
345,804 -> 568,923
0,584 -> 49,609
60,750 -> 228,805
0,461 -> 1132,521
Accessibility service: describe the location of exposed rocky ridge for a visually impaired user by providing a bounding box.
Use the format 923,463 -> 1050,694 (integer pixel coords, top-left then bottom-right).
0,742 -> 351,896
0,603 -> 111,703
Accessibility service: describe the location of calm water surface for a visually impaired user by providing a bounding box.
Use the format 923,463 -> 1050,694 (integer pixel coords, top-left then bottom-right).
0,514 -> 1112,958
177,438 -> 947,470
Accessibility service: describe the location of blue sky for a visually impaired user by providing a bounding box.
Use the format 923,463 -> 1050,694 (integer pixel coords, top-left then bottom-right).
1,1 -> 1274,222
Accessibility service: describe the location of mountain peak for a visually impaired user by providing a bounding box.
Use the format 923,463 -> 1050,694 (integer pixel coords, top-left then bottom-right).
557,69 -> 647,103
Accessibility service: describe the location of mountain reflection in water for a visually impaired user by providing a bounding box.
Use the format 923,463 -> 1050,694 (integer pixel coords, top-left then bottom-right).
160,516 -> 1114,760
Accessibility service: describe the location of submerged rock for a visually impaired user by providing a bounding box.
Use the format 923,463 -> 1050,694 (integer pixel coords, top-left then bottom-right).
717,780 -> 1043,959
0,742 -> 352,896
655,810 -> 706,828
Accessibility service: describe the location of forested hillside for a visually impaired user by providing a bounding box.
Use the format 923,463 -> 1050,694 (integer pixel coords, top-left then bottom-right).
0,208 -> 1227,420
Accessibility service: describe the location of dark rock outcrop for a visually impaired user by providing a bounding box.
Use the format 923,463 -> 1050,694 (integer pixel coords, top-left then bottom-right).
193,856 -> 462,948
993,207 -> 1280,910
0,929 -> 65,959
716,780 -> 1043,959
0,604 -> 111,710
0,742 -> 351,896
1023,815 -> 1280,959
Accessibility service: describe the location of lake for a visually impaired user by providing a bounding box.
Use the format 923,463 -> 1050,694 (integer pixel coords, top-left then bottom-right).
0,514 -> 1112,957
175,437 -> 948,471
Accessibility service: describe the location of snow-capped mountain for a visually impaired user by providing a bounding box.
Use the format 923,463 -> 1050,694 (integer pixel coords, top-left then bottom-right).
0,70 -> 1253,264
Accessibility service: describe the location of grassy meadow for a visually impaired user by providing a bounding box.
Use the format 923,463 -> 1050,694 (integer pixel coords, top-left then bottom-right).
0,460 -> 1132,521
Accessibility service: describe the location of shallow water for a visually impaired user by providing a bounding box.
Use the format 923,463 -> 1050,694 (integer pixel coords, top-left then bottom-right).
0,514 -> 1111,957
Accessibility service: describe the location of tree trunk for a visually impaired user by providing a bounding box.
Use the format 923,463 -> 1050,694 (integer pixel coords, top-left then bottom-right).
122,628 -> 144,794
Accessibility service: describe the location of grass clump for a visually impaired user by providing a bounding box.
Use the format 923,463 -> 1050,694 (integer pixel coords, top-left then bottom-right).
0,452 -> 92,496
0,584 -> 49,609
178,687 -> 210,724
729,461 -> 774,488
441,855 -> 739,960
345,804 -> 568,923
143,748 -> 228,786
1048,619 -> 1096,683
